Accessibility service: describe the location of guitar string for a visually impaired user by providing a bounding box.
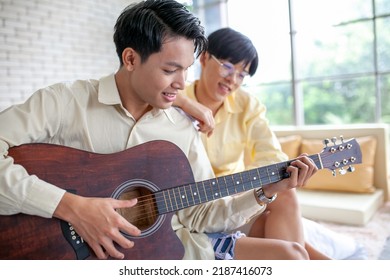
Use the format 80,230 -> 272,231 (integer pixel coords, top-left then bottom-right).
116,165 -> 291,224
123,157 -> 318,224
117,180 -> 256,223
116,186 -> 233,224
116,152 -> 343,224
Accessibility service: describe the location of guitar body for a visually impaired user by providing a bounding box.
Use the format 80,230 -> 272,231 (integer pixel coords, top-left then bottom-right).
1,137 -> 362,260
1,141 -> 195,260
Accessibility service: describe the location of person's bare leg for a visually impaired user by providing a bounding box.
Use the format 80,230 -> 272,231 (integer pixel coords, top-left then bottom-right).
247,189 -> 332,260
234,236 -> 309,260
250,189 -> 305,244
304,242 -> 332,260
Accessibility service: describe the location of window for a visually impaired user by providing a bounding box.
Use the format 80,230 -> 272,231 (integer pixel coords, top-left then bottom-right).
195,0 -> 390,126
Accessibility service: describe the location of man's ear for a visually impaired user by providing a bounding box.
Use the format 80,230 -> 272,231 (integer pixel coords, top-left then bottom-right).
122,48 -> 138,71
199,52 -> 208,67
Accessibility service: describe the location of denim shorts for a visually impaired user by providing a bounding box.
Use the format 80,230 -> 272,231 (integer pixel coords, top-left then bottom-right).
207,231 -> 246,260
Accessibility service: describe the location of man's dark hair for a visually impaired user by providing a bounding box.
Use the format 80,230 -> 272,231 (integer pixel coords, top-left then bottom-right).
207,27 -> 258,76
113,0 -> 207,65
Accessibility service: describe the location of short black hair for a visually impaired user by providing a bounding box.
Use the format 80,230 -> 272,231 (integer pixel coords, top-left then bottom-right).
207,27 -> 258,76
113,0 -> 207,65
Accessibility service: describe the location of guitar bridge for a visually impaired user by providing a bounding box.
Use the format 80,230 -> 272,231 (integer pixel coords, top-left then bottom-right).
60,219 -> 90,260
59,189 -> 90,260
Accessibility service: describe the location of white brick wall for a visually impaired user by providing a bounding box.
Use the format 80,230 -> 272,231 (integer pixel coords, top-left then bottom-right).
0,0 -> 135,111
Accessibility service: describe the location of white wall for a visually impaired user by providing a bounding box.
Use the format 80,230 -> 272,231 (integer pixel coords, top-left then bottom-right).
0,0 -> 134,111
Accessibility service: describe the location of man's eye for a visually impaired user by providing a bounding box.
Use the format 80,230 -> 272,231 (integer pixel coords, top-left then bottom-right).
222,63 -> 234,71
239,73 -> 249,80
164,69 -> 176,74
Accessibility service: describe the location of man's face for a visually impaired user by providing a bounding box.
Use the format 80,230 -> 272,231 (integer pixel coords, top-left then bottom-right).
130,37 -> 195,109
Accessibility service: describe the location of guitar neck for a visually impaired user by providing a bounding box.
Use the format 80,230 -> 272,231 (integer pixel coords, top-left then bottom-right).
155,154 -> 322,214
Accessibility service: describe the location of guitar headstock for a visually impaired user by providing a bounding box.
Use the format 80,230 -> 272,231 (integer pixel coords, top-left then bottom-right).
319,136 -> 362,176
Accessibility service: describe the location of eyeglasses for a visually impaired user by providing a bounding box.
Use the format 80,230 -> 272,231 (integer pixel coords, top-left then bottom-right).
211,55 -> 249,83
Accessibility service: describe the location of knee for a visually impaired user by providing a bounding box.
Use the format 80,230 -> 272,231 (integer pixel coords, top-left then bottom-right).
275,189 -> 299,207
281,241 -> 310,260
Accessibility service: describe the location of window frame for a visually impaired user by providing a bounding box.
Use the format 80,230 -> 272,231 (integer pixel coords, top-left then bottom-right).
193,0 -> 390,126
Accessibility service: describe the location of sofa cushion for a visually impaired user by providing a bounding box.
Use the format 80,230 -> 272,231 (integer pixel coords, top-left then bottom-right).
300,136 -> 377,193
297,188 -> 384,226
278,134 -> 302,159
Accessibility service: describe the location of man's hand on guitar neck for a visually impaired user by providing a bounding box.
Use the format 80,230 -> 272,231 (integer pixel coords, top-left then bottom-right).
261,154 -> 318,198
53,192 -> 141,259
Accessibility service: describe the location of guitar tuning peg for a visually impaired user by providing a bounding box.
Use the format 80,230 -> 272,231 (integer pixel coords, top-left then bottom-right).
340,135 -> 344,143
323,138 -> 330,147
331,137 -> 337,145
347,165 -> 355,172
339,167 -> 347,175
332,170 -> 336,177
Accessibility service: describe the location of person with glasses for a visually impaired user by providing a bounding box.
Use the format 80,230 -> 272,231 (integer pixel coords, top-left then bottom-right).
175,27 -> 332,259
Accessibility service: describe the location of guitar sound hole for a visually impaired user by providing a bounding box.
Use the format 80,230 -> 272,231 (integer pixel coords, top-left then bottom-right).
116,187 -> 156,231
112,179 -> 163,238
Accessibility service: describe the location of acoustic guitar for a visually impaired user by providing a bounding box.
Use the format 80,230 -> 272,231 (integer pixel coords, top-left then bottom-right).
0,138 -> 362,259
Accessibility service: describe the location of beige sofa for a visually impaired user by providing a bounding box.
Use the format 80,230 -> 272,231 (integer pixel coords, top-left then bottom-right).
273,123 -> 390,226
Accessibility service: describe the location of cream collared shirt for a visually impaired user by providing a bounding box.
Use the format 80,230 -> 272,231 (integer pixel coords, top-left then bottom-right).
0,74 -> 264,259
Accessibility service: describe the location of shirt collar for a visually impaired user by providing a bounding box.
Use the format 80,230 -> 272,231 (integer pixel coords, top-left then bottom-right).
144,107 -> 176,124
224,91 -> 242,114
98,73 -> 121,105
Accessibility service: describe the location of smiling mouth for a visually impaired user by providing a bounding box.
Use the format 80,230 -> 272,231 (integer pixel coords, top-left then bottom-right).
219,83 -> 231,93
163,92 -> 176,97
162,92 -> 177,102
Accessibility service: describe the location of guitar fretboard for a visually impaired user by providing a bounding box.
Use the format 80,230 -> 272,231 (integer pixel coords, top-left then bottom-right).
155,154 -> 322,214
